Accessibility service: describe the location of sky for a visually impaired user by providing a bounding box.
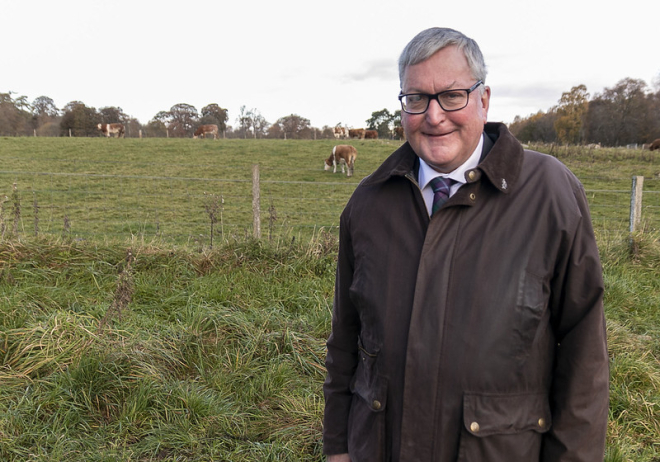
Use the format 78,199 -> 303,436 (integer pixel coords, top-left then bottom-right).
2,0 -> 659,130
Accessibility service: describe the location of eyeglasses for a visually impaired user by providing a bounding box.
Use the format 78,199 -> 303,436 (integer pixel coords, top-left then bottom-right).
398,81 -> 483,114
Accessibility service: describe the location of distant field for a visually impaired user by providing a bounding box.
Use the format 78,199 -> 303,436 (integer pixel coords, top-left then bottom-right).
1,137 -> 659,246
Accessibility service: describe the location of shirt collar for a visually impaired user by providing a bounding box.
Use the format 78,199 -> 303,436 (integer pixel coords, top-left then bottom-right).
418,133 -> 484,190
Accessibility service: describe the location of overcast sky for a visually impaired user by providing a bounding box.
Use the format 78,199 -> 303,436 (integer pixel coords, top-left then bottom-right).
3,0 -> 658,130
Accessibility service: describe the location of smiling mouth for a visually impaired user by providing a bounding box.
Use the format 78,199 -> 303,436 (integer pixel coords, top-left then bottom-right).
425,130 -> 453,138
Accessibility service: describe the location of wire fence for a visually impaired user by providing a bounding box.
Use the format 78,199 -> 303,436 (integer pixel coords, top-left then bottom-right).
1,168 -> 659,248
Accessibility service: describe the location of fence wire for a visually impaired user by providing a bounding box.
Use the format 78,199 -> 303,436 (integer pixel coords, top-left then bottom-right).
1,169 -> 658,247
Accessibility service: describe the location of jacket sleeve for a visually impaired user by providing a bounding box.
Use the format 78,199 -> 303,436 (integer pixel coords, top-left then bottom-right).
323,210 -> 360,456
542,183 -> 609,461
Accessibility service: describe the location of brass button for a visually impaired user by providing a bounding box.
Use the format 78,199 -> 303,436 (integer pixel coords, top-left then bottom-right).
470,422 -> 480,433
538,418 -> 546,428
469,193 -> 476,201
372,400 -> 381,410
468,171 -> 476,180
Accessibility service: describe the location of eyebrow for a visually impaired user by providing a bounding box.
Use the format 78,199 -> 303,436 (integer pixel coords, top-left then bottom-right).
402,80 -> 460,94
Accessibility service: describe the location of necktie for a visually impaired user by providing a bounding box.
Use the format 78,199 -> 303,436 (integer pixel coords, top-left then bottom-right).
430,176 -> 454,215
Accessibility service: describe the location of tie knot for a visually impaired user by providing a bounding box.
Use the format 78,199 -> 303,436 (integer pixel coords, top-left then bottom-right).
429,176 -> 453,194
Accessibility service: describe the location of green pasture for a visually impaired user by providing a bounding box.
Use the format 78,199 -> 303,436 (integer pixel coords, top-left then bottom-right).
1,137 -> 659,460
0,137 -> 405,246
1,137 -> 659,247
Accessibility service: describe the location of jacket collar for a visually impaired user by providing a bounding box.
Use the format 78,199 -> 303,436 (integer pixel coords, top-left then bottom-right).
361,122 -> 524,194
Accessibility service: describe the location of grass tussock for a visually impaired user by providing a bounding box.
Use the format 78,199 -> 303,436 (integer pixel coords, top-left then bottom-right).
0,234 -> 336,461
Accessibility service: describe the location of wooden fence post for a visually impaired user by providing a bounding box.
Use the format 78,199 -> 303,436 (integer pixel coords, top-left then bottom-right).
252,164 -> 261,239
629,175 -> 644,234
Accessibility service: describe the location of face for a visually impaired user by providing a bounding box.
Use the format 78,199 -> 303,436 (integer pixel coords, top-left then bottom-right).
401,46 -> 490,173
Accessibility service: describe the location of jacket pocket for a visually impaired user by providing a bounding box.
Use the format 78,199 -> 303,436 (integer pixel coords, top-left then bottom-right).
512,270 -> 548,363
347,338 -> 388,462
457,392 -> 551,462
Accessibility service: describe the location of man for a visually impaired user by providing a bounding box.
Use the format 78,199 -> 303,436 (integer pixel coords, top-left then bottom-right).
323,27 -> 609,461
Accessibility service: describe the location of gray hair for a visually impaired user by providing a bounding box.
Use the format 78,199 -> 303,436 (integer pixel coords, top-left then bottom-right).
398,27 -> 487,89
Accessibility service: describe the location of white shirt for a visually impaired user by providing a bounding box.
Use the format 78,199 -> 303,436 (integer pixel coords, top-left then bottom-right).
418,134 -> 484,216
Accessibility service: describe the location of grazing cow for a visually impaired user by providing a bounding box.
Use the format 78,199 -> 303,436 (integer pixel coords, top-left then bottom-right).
333,127 -> 349,139
348,128 -> 365,139
364,130 -> 378,139
97,123 -> 125,138
193,124 -> 219,139
650,138 -> 660,151
394,126 -> 405,140
324,145 -> 357,177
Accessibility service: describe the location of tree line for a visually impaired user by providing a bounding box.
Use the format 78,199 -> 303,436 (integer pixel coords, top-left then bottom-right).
0,92 -> 404,140
15,75 -> 658,146
509,77 -> 660,147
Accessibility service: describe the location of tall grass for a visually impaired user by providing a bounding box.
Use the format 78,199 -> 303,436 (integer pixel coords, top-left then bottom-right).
0,230 -> 658,460
0,235 -> 336,461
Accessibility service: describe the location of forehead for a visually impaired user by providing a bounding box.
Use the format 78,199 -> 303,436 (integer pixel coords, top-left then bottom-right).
401,46 -> 473,92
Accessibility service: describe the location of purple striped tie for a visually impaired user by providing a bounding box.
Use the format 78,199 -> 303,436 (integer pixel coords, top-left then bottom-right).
430,176 -> 454,215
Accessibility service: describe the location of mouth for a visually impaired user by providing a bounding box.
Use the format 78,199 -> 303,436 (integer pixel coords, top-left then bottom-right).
424,130 -> 454,139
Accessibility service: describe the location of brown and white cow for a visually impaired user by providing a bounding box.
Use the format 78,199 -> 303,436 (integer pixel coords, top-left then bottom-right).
333,127 -> 349,139
394,126 -> 405,140
649,138 -> 660,151
193,124 -> 219,139
348,128 -> 365,139
98,123 -> 125,138
364,129 -> 378,139
324,145 -> 357,177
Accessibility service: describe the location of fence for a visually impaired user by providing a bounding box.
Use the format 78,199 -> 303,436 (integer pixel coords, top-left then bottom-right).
1,167 -> 659,248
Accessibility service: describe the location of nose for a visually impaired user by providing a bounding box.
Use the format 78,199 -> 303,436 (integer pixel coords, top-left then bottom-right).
425,97 -> 447,124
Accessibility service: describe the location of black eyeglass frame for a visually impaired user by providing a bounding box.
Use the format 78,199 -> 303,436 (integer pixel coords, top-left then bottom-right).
398,80 -> 483,114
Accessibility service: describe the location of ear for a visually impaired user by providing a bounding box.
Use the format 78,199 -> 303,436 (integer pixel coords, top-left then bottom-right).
480,86 -> 491,123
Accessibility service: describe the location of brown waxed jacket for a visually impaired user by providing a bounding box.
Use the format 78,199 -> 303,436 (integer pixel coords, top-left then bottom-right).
323,123 -> 609,461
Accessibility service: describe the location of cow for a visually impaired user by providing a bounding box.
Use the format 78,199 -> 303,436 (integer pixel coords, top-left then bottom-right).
649,138 -> 660,151
193,124 -> 219,139
324,145 -> 357,177
394,126 -> 405,140
364,130 -> 378,139
349,128 -> 365,139
97,123 -> 125,138
333,127 -> 349,139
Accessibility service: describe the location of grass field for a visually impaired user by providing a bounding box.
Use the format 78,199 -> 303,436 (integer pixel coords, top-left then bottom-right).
0,137 -> 403,247
1,137 -> 659,461
1,138 -> 659,247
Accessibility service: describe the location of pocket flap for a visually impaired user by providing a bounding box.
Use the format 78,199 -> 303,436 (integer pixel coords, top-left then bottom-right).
350,338 -> 387,413
462,392 -> 551,437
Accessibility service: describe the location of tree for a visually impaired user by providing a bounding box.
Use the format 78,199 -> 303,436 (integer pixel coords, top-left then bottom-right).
99,106 -> 128,124
60,101 -> 99,137
366,108 -> 395,139
200,104 -> 229,136
32,96 -> 59,118
250,109 -> 270,139
554,84 -> 589,145
273,114 -> 311,139
509,110 -> 558,144
168,103 -> 198,138
585,78 -> 648,146
236,105 -> 253,139
0,92 -> 31,136
32,96 -> 60,136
